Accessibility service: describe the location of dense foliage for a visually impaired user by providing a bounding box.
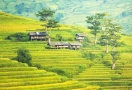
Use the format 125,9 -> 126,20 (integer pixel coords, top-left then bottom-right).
82,52 -> 96,61
36,8 -> 59,39
16,47 -> 32,66
86,13 -> 106,44
7,32 -> 29,41
82,36 -> 90,48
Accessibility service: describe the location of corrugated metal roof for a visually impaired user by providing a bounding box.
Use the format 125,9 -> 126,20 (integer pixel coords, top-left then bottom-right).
29,32 -> 47,36
49,42 -> 69,46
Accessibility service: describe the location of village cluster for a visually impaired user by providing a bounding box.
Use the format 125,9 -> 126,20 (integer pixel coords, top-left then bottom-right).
28,32 -> 85,49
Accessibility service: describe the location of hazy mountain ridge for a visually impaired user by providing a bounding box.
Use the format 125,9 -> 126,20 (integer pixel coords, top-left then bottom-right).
0,0 -> 132,34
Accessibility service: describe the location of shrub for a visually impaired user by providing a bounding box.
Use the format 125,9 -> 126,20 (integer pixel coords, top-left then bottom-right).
82,52 -> 89,59
89,53 -> 96,60
33,64 -> 42,69
51,68 -> 66,76
77,65 -> 87,73
56,34 -> 63,41
50,68 -> 75,78
103,61 -> 111,66
6,32 -> 29,41
16,47 -> 32,66
83,52 -> 96,60
82,36 -> 90,48
87,61 -> 94,68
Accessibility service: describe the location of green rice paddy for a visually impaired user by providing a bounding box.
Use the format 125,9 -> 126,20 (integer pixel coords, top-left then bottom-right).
0,12 -> 132,90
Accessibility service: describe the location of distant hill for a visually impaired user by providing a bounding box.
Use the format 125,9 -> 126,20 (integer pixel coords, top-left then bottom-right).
0,0 -> 132,34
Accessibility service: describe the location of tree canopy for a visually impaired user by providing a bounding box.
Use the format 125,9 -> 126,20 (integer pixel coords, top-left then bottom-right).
98,17 -> 122,69
36,8 -> 59,33
16,47 -> 32,66
86,13 -> 106,44
36,8 -> 55,21
99,18 -> 122,53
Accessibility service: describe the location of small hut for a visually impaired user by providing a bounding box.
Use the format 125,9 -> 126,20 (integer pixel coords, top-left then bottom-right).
28,32 -> 47,41
76,33 -> 85,42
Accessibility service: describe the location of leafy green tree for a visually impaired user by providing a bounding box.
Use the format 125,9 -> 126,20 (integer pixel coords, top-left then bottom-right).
56,34 -> 63,41
16,47 -> 32,66
99,18 -> 122,69
47,19 -> 59,28
99,19 -> 122,53
110,51 -> 120,69
86,13 -> 106,44
47,19 -> 59,35
99,35 -> 110,53
36,8 -> 55,32
110,35 -> 122,51
36,8 -> 59,43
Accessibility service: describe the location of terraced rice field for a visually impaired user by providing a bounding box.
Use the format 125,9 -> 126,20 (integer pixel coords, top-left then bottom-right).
0,37 -> 89,89
75,63 -> 132,89
0,12 -> 132,89
0,58 -> 86,90
1,38 -> 132,89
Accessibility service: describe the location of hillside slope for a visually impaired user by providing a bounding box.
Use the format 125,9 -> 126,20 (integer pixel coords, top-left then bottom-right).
0,0 -> 132,34
0,11 -> 132,89
0,12 -> 89,90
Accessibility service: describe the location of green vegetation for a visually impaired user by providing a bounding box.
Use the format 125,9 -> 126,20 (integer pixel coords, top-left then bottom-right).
110,51 -> 120,69
99,18 -> 122,53
98,16 -> 123,69
36,8 -> 59,33
6,32 -> 29,41
0,11 -> 132,90
86,13 -> 106,44
82,52 -> 96,61
55,34 -> 63,41
15,47 -> 32,66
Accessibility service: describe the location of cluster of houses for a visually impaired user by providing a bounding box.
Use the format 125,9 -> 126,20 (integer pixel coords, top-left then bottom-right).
28,32 -> 85,50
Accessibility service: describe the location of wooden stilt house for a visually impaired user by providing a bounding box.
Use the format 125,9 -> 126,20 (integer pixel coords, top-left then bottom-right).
76,33 -> 85,42
28,32 -> 48,41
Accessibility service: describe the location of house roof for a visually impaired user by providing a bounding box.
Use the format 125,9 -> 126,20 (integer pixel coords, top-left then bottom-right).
76,33 -> 85,37
49,42 -> 69,46
29,32 -> 47,36
49,41 -> 82,46
69,42 -> 82,46
76,37 -> 84,40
